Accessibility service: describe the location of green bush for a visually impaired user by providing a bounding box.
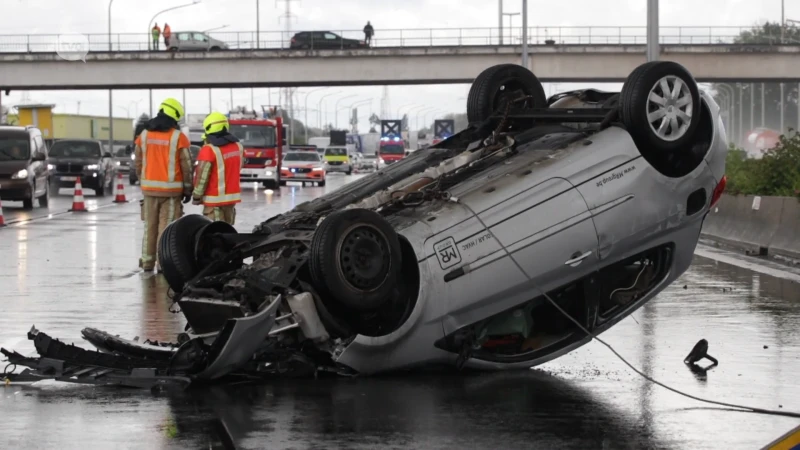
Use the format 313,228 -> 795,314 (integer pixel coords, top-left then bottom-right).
725,130 -> 800,198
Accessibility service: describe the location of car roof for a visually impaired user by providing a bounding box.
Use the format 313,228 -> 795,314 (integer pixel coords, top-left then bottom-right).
0,126 -> 31,138
53,138 -> 101,143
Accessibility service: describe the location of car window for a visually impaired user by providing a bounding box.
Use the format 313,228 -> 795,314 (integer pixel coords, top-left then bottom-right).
311,32 -> 325,40
49,141 -> 102,158
229,124 -> 277,147
113,147 -> 128,157
0,137 -> 31,161
178,33 -> 192,41
283,152 -> 320,162
193,33 -> 209,42
324,33 -> 337,40
34,135 -> 46,155
324,147 -> 347,156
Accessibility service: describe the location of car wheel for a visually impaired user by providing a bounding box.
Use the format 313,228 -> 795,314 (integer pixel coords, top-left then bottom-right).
262,180 -> 278,189
467,63 -> 547,124
346,169 -> 352,175
22,185 -> 34,209
279,180 -> 287,187
38,182 -> 49,207
318,180 -> 326,187
158,214 -> 213,293
619,61 -> 701,168
209,46 -> 220,51
309,208 -> 402,312
129,173 -> 137,185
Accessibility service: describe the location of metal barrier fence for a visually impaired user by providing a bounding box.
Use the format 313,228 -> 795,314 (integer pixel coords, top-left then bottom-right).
0,26 -> 797,53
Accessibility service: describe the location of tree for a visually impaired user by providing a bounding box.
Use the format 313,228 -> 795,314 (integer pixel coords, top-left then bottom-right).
712,22 -> 800,144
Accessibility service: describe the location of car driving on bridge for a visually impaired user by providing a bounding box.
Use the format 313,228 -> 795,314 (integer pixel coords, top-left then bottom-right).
290,31 -> 368,49
2,61 -> 728,388
167,31 -> 229,51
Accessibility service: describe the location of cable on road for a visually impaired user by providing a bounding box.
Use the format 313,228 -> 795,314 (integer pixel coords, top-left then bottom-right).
452,197 -> 800,420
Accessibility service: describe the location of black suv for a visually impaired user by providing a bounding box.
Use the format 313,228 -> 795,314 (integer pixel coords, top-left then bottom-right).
0,125 -> 50,209
48,139 -> 115,196
290,31 -> 368,49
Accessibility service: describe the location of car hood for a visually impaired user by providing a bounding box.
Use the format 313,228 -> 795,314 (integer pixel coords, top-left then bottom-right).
48,157 -> 101,165
283,161 -> 322,169
0,160 -> 29,175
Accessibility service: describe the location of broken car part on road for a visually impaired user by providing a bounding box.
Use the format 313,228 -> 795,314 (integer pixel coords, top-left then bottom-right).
3,61 -> 729,389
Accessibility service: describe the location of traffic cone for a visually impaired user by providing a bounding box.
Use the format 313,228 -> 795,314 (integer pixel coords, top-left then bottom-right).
69,178 -> 88,212
113,172 -> 128,203
0,194 -> 6,227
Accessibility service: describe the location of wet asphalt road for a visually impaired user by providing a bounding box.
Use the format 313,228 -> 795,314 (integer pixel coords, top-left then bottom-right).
2,173 -> 800,449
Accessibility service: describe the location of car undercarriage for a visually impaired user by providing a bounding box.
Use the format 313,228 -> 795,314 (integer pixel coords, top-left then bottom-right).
2,61 -> 727,389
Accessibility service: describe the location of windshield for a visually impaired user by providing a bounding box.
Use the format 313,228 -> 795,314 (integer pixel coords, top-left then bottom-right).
324,147 -> 348,156
380,144 -> 405,154
364,154 -> 377,160
229,124 -> 276,148
0,138 -> 31,161
283,152 -> 320,162
49,141 -> 101,158
114,147 -> 128,157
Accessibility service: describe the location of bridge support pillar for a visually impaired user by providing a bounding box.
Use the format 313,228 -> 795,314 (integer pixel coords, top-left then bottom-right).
646,0 -> 659,61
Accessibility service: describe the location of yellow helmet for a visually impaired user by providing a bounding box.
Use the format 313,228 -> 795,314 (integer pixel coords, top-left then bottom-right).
159,98 -> 184,121
203,112 -> 229,134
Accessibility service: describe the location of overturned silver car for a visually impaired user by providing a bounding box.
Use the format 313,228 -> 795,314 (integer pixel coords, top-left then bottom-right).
3,61 -> 728,389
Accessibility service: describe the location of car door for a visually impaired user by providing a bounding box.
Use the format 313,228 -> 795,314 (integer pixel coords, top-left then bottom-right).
176,32 -> 192,50
323,32 -> 340,49
193,33 -> 210,50
428,176 -> 600,336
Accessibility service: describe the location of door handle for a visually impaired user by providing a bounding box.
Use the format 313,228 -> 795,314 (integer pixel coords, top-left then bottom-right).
565,251 -> 592,267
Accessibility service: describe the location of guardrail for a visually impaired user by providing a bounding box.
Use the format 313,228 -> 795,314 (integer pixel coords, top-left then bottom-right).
0,26 -> 798,53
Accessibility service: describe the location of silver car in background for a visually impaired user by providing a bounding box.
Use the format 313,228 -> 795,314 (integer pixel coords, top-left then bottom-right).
167,31 -> 229,51
2,61 -> 728,388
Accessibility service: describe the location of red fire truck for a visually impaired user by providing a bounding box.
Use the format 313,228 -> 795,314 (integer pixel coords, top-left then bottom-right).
228,109 -> 284,189
378,120 -> 406,164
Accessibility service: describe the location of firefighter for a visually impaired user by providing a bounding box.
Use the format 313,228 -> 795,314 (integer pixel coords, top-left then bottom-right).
134,98 -> 193,272
192,112 -> 244,225
151,23 -> 161,50
163,23 -> 172,48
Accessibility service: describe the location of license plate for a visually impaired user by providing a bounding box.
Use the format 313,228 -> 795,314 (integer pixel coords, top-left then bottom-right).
61,176 -> 77,181
293,173 -> 307,178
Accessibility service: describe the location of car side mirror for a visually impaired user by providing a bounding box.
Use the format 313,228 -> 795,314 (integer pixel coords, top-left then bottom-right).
103,152 -> 113,158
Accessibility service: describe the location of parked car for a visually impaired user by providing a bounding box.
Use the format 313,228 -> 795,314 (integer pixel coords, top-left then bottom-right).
48,139 -> 115,196
1,61 -> 729,388
279,150 -> 326,187
168,31 -> 229,51
290,31 -> 368,49
0,125 -> 50,209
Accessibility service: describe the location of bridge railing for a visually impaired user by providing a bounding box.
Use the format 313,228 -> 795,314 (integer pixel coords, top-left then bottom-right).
0,26 -> 796,53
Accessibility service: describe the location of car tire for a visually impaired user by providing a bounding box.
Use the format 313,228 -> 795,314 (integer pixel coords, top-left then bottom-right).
619,61 -> 701,165
38,182 -> 49,207
158,214 -> 213,293
309,208 -> 402,312
129,173 -> 137,185
209,46 -> 221,51
466,63 -> 548,125
279,180 -> 287,187
262,180 -> 278,189
318,180 -> 326,187
346,169 -> 352,175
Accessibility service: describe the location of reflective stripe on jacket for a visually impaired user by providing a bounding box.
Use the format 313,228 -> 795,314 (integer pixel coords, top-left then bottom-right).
140,129 -> 184,194
201,142 -> 244,206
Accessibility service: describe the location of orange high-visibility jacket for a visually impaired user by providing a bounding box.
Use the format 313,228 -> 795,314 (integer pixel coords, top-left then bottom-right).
196,141 -> 244,206
163,25 -> 171,38
135,129 -> 190,194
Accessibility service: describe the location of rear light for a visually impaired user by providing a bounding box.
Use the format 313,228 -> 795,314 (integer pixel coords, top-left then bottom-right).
710,175 -> 727,208
291,38 -> 296,43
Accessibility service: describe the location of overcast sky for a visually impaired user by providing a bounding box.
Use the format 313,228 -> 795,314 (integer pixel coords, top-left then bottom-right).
0,0 -> 794,134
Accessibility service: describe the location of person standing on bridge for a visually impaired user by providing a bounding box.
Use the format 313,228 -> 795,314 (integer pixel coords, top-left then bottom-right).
134,98 -> 193,272
363,21 -> 374,45
151,23 -> 161,51
191,112 -> 244,225
163,23 -> 172,49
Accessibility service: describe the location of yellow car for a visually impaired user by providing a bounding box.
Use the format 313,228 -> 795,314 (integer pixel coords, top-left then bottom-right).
322,146 -> 352,175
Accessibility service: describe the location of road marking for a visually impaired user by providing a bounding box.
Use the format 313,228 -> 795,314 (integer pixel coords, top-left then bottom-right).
1,196 -> 141,228
695,244 -> 800,283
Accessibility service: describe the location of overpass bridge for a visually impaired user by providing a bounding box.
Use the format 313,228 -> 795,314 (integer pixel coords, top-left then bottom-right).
0,44 -> 799,90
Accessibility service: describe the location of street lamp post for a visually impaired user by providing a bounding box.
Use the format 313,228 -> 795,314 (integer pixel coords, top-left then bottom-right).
149,0 -> 202,51
303,88 -> 327,144
415,107 -> 436,130
404,105 -> 428,129
317,91 -> 342,130
108,0 -> 115,158
521,0 -> 529,67
502,12 -> 519,44
256,0 -> 261,49
340,99 -> 371,133
395,103 -> 418,119
334,95 -> 357,129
